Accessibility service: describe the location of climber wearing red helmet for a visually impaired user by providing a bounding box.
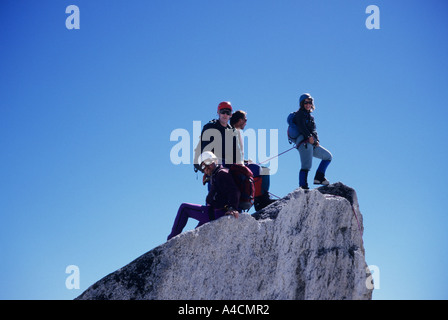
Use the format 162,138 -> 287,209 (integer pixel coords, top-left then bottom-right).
193,101 -> 237,172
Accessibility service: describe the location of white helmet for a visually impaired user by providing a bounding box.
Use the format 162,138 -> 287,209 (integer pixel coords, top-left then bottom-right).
199,151 -> 218,166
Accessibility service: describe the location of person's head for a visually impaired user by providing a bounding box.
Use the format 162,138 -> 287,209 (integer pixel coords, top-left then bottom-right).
299,93 -> 315,112
199,151 -> 218,175
217,101 -> 233,126
230,110 -> 247,129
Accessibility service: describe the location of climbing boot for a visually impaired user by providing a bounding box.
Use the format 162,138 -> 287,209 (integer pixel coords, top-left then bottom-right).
254,193 -> 277,211
314,171 -> 330,186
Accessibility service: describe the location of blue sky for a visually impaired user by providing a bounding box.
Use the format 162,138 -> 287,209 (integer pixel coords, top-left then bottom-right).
1,0 -> 447,300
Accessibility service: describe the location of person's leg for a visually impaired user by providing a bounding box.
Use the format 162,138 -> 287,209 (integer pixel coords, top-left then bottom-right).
299,169 -> 309,189
196,208 -> 226,228
298,142 -> 313,189
167,203 -> 209,240
313,146 -> 332,185
249,164 -> 276,210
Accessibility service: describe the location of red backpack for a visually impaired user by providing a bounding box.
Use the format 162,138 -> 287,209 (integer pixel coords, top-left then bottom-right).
229,164 -> 255,212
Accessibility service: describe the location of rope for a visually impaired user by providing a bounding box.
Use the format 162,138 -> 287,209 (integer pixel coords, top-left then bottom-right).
323,194 -> 363,245
268,191 -> 282,199
252,143 -> 364,246
257,146 -> 296,165
254,146 -> 297,202
350,205 -> 364,245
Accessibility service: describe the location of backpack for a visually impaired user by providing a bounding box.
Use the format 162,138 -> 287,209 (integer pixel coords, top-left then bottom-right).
253,174 -> 270,198
229,164 -> 255,212
287,112 -> 300,142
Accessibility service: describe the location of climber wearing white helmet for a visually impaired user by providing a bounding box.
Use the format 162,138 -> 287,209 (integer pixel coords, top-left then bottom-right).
167,151 -> 240,240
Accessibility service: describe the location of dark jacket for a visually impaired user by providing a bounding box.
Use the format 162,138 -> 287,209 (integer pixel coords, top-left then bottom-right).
200,119 -> 237,165
206,165 -> 240,210
293,108 -> 319,142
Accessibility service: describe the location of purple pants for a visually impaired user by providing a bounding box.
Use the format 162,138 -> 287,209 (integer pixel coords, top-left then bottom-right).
167,203 -> 226,240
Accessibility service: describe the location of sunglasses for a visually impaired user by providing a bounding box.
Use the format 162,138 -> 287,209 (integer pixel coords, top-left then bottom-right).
219,109 -> 232,115
304,100 -> 313,105
201,160 -> 215,170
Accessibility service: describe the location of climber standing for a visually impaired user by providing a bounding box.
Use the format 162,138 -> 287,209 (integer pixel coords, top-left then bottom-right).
293,93 -> 332,189
194,101 -> 237,173
167,151 -> 240,240
230,110 -> 276,211
229,110 -> 247,165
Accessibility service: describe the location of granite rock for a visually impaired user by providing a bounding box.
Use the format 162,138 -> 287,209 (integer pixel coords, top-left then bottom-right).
76,183 -> 372,300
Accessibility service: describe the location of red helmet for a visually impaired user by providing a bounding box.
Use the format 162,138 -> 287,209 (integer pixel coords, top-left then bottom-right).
217,101 -> 232,111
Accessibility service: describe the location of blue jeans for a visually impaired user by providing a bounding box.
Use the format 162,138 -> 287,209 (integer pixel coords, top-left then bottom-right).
295,136 -> 332,171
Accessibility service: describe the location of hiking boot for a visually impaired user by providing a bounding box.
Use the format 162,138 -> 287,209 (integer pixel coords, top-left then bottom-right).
254,193 -> 277,211
314,171 -> 329,186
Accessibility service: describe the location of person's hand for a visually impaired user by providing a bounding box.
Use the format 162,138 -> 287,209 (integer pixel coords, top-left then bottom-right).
225,210 -> 239,219
308,136 -> 315,145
